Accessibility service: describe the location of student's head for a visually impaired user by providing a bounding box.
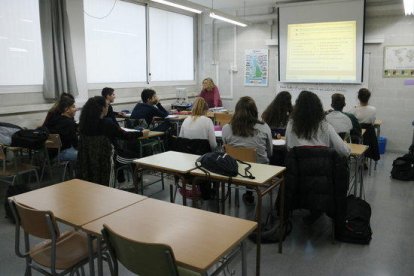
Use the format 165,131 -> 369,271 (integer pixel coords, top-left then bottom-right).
358,88 -> 371,105
291,90 -> 325,140
79,96 -> 108,134
231,96 -> 261,137
57,96 -> 76,118
101,87 -> 115,103
141,88 -> 157,104
191,97 -> 209,117
261,91 -> 292,128
331,93 -> 346,111
202,78 -> 215,91
59,92 -> 74,101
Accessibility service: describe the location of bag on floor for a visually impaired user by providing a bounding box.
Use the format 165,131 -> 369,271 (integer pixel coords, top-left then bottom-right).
390,153 -> 414,181
4,184 -> 30,223
336,195 -> 372,244
11,127 -> 49,150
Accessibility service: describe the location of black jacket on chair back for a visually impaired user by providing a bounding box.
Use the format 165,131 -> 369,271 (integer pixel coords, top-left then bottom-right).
169,136 -> 211,155
284,146 -> 349,229
360,123 -> 380,161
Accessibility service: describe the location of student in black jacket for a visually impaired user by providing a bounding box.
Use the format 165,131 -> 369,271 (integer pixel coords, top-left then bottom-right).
101,87 -> 126,126
44,96 -> 78,161
130,88 -> 171,132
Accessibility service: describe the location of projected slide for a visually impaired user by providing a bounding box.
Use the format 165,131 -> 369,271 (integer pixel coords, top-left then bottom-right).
286,21 -> 356,82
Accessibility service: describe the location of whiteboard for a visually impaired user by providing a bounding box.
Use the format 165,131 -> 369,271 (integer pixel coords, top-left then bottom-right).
276,52 -> 370,110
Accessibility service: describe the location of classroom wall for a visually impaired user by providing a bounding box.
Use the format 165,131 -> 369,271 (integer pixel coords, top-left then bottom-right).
199,12 -> 414,153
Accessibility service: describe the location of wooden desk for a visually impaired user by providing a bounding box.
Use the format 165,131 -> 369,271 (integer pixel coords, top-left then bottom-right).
82,198 -> 257,275
10,179 -> 147,276
134,151 -> 200,203
348,143 -> 369,197
166,115 -> 189,136
138,130 -> 164,140
191,162 -> 286,275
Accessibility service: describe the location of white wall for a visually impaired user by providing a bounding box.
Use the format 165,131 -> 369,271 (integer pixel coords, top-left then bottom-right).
199,13 -> 414,152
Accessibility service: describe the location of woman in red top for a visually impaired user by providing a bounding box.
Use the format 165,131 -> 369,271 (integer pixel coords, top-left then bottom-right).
199,78 -> 222,108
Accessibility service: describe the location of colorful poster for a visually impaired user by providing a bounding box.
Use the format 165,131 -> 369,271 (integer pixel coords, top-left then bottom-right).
244,49 -> 268,86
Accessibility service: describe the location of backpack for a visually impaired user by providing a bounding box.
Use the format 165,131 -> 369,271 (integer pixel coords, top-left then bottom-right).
391,153 -> 414,181
11,127 -> 49,150
336,195 -> 372,244
0,122 -> 22,145
195,152 -> 255,179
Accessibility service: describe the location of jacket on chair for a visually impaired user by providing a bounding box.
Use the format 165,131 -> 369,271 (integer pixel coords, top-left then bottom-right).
360,123 -> 380,161
284,146 -> 349,228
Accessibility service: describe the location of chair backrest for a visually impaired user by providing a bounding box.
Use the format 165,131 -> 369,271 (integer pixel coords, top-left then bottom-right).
224,144 -> 256,162
11,199 -> 59,239
102,225 -> 179,276
214,113 -> 232,127
45,134 -> 62,149
0,145 -> 6,162
170,136 -> 211,155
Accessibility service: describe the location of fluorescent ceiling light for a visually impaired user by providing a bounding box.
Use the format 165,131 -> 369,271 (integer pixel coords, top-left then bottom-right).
404,0 -> 414,15
150,0 -> 202,14
209,12 -> 247,27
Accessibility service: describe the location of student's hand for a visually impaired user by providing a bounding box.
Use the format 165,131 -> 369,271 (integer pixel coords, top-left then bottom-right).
142,129 -> 150,137
118,112 -> 127,118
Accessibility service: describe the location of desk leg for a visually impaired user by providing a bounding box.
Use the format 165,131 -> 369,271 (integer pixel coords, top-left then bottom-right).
241,241 -> 247,276
87,234 -> 95,276
279,177 -> 285,254
359,156 -> 364,198
354,157 -> 358,196
97,237 -> 103,276
255,187 -> 262,276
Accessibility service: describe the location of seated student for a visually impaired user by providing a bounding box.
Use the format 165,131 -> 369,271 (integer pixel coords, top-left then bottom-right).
222,96 -> 273,205
179,97 -> 217,151
43,93 -> 74,126
77,96 -> 147,186
101,87 -> 126,126
131,88 -> 171,132
261,91 -> 292,138
349,88 -> 376,125
199,78 -> 222,108
326,93 -> 353,137
285,90 -> 351,224
44,96 -> 78,162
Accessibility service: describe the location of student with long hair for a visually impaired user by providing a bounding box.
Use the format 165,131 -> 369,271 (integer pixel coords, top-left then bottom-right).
261,91 -> 292,137
77,96 -> 147,185
286,90 -> 350,156
179,97 -> 217,150
43,93 -> 75,126
44,96 -> 78,161
199,78 -> 222,108
222,96 -> 273,205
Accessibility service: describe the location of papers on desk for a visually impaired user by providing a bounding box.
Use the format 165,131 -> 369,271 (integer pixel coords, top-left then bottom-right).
166,115 -> 179,119
123,113 -> 131,118
121,127 -> 139,132
272,139 -> 286,146
215,131 -> 222,138
209,107 -> 228,112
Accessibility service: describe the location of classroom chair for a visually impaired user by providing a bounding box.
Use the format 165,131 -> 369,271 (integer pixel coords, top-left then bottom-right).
41,134 -> 72,182
0,144 -> 39,186
101,224 -> 201,276
213,113 -> 232,128
9,199 -> 93,276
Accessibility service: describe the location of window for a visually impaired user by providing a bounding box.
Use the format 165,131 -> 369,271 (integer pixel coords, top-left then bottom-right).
149,8 -> 194,82
84,0 -> 147,84
0,0 -> 43,87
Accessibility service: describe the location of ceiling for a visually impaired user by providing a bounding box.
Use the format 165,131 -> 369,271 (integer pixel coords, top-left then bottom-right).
187,0 -> 405,16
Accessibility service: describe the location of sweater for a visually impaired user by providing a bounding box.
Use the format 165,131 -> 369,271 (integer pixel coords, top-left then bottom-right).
222,122 -> 273,164
199,87 -> 222,108
131,102 -> 169,125
179,116 -> 217,150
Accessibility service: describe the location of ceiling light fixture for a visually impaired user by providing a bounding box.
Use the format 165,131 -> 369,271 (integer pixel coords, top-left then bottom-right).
150,0 -> 202,14
404,0 -> 414,15
209,11 -> 247,27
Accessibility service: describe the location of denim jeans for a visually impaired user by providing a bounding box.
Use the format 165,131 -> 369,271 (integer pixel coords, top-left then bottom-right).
58,146 -> 78,162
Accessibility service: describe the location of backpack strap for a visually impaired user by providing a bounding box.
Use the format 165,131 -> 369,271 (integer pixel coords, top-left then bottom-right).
236,159 -> 255,179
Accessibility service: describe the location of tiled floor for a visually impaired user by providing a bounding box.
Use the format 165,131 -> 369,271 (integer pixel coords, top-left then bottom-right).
1,152 -> 413,275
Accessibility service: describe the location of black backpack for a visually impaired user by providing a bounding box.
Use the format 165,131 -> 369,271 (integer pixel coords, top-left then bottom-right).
195,152 -> 255,179
11,127 -> 49,150
391,153 -> 414,181
336,195 -> 372,244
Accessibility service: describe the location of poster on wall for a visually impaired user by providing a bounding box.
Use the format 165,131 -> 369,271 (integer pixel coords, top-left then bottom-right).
244,49 -> 268,86
383,45 -> 414,78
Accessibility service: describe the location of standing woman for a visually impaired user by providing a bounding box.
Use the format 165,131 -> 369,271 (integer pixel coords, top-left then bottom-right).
222,96 -> 273,205
261,91 -> 292,138
199,78 -> 222,108
77,96 -> 146,185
